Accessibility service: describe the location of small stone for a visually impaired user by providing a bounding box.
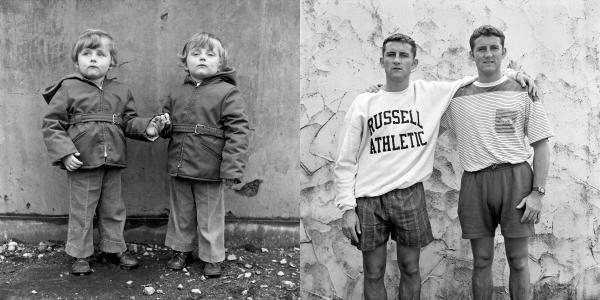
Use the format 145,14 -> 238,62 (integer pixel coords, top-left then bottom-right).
143,286 -> 155,295
279,259 -> 287,264
282,280 -> 297,290
261,248 -> 268,253
37,242 -> 48,252
200,275 -> 207,281
254,270 -> 262,275
156,289 -> 164,294
177,284 -> 184,290
244,272 -> 252,278
242,290 -> 248,295
237,274 -> 244,279
22,253 -> 33,258
146,247 -> 153,251
31,290 -> 37,294
244,263 -> 252,268
260,285 -> 268,288
191,288 -> 201,294
182,268 -> 188,272
277,271 -> 284,276
289,262 -> 296,268
37,254 -> 44,259
227,254 -> 237,261
126,280 -> 133,285
250,280 -> 256,283
142,251 -> 149,256
184,272 -> 190,276
7,242 -> 17,252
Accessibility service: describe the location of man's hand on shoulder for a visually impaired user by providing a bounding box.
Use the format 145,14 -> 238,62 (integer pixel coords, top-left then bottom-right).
515,71 -> 539,101
342,209 -> 361,243
365,84 -> 383,93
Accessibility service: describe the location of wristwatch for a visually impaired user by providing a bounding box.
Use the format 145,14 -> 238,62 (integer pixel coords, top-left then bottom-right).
532,186 -> 546,195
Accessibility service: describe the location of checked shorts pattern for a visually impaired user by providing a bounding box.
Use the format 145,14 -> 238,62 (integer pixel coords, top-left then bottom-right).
353,182 -> 434,252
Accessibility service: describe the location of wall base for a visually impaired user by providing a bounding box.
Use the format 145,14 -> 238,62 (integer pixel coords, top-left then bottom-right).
0,216 -> 299,248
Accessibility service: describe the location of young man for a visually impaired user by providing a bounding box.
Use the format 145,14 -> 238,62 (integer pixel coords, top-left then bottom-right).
441,25 -> 552,299
334,33 -> 535,299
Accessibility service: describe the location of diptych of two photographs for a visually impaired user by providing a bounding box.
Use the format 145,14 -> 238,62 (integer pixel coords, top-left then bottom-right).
0,0 -> 598,299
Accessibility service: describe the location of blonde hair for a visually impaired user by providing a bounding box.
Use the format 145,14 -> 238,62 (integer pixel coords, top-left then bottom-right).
71,29 -> 117,67
178,32 -> 228,70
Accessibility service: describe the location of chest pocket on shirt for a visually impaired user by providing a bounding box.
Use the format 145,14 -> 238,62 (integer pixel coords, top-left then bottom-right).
494,109 -> 518,134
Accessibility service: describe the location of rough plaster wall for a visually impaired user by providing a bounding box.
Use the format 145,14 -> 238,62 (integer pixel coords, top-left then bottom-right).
0,0 -> 299,218
300,0 -> 600,299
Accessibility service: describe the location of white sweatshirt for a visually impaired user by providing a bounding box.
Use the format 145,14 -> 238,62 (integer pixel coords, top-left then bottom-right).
334,78 -> 472,211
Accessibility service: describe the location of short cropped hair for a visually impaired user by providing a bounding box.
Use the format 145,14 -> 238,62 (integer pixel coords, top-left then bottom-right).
382,33 -> 417,58
178,32 -> 228,70
469,25 -> 505,50
71,29 -> 117,67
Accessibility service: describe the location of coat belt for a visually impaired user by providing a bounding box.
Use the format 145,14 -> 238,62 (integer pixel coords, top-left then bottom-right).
171,124 -> 224,138
68,113 -> 122,125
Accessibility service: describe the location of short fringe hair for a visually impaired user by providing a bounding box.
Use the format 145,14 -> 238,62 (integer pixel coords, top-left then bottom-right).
382,33 -> 417,58
178,32 -> 228,70
469,25 -> 505,50
71,29 -> 117,67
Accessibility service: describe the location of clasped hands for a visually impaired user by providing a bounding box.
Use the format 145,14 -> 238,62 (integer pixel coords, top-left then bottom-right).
146,113 -> 171,138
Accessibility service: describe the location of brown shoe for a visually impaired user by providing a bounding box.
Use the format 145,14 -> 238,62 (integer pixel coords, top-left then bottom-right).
203,262 -> 222,277
101,252 -> 139,269
167,251 -> 192,270
71,258 -> 91,275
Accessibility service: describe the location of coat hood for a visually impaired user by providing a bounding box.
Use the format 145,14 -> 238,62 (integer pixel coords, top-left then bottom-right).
184,66 -> 237,86
41,73 -> 110,104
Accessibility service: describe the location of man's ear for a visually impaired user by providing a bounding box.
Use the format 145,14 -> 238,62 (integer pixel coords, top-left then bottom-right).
469,51 -> 475,61
411,58 -> 419,70
379,57 -> 384,68
502,47 -> 507,58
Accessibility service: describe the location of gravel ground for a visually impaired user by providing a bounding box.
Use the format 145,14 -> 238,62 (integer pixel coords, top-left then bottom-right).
0,240 -> 299,300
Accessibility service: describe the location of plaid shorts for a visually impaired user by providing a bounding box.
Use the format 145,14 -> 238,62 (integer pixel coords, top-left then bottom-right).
353,182 -> 434,252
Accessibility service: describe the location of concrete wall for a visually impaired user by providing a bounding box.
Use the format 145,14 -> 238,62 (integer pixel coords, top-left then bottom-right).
0,0 -> 299,220
300,0 -> 600,299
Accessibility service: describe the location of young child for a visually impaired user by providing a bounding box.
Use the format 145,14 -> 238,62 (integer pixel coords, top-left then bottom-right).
41,29 -> 165,275
159,32 -> 250,276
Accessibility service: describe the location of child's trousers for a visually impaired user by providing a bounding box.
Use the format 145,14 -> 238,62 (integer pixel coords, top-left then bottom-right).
65,167 -> 127,258
165,177 -> 225,263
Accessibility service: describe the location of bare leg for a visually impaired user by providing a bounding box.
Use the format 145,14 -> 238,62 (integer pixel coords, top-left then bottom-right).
504,237 -> 530,300
396,244 -> 421,300
470,237 -> 494,300
363,243 -> 388,300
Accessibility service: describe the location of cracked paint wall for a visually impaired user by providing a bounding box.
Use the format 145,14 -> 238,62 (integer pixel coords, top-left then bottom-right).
300,0 -> 600,299
0,0 -> 299,219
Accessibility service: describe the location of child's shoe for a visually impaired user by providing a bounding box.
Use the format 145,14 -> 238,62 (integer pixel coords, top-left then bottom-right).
100,252 -> 139,269
71,258 -> 92,275
167,251 -> 193,270
203,262 -> 222,277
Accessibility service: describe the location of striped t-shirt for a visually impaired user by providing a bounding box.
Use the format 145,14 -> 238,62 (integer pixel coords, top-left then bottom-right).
441,76 -> 553,172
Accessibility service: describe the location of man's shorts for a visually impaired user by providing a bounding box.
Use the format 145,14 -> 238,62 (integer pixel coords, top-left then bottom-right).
353,182 -> 434,252
458,162 -> 534,239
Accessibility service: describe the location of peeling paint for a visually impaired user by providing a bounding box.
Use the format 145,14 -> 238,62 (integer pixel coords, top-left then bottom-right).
301,0 -> 600,298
